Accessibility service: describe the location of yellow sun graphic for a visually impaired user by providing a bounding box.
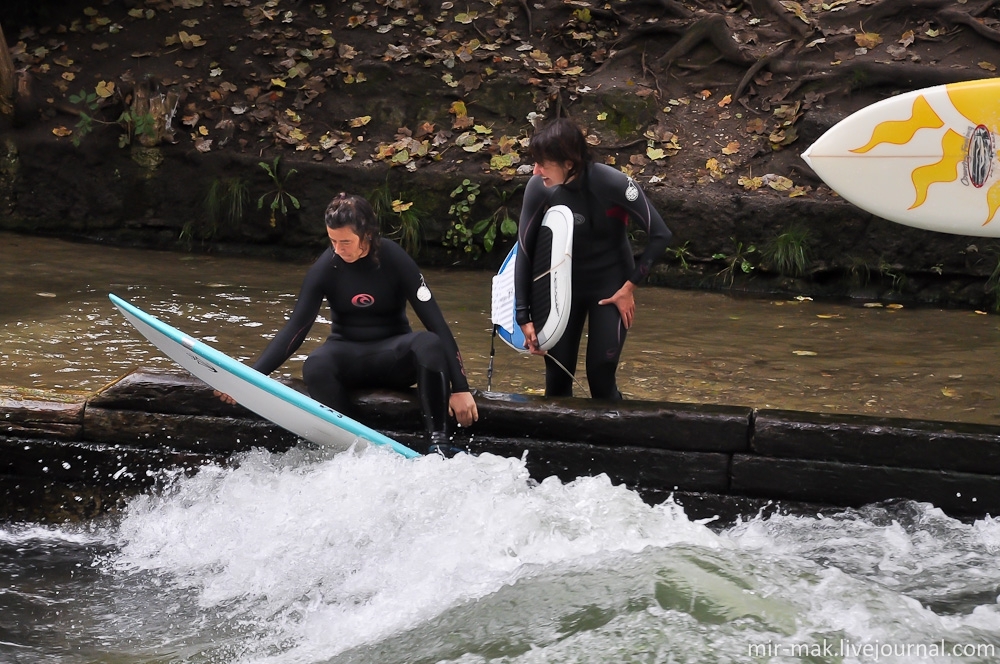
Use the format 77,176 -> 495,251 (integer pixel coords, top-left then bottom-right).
849,81 -> 1000,227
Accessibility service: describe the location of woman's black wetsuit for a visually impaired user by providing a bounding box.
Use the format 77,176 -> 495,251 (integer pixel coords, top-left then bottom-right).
515,162 -> 672,399
252,239 -> 469,436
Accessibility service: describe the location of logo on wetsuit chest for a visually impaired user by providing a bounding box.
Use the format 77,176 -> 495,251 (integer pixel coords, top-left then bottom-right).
352,293 -> 375,307
416,274 -> 433,301
625,180 -> 639,202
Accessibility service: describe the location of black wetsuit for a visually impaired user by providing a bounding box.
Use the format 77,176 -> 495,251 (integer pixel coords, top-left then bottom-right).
515,163 -> 672,399
252,239 -> 469,436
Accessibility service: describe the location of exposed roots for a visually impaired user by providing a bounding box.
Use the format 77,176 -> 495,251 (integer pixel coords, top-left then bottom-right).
518,0 -> 531,35
747,0 -> 814,39
940,7 -> 1000,44
655,14 -> 755,68
734,43 -> 790,102
625,1 -> 1000,102
768,60 -> 993,91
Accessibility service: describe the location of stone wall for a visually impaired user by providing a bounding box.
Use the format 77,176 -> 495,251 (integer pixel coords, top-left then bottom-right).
4,368 -> 1000,523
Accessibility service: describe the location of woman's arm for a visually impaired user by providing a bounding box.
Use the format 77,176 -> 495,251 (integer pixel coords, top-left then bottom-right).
251,253 -> 329,375
514,175 -> 549,329
388,242 -> 473,397
593,163 -> 673,285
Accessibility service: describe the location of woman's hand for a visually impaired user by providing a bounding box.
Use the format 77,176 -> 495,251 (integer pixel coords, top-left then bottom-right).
213,389 -> 237,405
599,281 -> 636,329
449,391 -> 479,428
519,322 -> 546,355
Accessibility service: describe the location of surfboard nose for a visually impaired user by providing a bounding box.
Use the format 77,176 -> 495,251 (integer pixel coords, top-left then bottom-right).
800,145 -> 814,169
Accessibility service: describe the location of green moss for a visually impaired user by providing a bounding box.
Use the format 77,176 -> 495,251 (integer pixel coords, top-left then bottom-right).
576,89 -> 657,141
130,146 -> 163,178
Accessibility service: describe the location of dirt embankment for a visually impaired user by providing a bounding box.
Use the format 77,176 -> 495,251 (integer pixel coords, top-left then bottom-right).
2,0 -> 1000,308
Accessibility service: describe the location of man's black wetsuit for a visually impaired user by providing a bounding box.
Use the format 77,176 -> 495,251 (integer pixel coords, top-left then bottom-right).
252,239 -> 469,436
515,162 -> 672,399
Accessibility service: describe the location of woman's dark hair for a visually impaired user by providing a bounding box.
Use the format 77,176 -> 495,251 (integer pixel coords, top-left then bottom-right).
324,193 -> 381,258
528,118 -> 592,179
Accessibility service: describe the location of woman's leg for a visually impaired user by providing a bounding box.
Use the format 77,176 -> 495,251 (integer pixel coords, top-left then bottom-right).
302,340 -> 354,412
544,301 -> 587,397
305,333 -> 458,446
407,331 -> 451,440
584,298 -> 626,401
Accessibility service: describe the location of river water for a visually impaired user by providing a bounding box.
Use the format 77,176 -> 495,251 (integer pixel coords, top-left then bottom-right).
4,454 -> 1000,663
3,232 -> 1000,662
2,233 -> 999,424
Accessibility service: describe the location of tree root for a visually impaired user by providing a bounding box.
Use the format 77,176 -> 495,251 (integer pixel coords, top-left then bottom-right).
940,7 -> 1000,44
571,0 -> 1000,129
612,19 -> 689,51
631,0 -> 695,19
971,0 -> 1000,15
584,45 -> 638,79
769,60 -> 994,91
837,0 -> 962,25
641,47 -> 665,99
734,42 -> 790,101
655,14 -> 755,68
747,0 -> 813,39
588,7 -> 633,27
518,0 -> 532,35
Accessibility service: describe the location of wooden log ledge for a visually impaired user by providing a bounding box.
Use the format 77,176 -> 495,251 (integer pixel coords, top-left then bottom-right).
2,368 -> 1000,523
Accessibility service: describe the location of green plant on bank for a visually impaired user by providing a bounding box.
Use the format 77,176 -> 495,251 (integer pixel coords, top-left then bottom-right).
369,180 -> 424,256
181,176 -> 249,246
878,259 -> 906,293
444,179 -> 520,258
664,241 -> 694,271
445,179 -> 481,255
199,176 -> 250,237
257,157 -> 300,227
68,87 -> 156,148
762,224 -> 812,278
847,255 -> 873,289
986,254 -> 1000,313
713,238 -> 757,288
477,183 -> 522,252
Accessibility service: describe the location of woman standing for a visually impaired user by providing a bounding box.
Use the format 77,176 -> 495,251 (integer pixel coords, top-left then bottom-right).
237,193 -> 477,450
516,118 -> 672,400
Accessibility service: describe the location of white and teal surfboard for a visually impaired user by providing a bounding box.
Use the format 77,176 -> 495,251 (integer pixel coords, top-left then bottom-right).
109,294 -> 419,458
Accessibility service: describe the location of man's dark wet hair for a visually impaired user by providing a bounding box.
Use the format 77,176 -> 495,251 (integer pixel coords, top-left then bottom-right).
324,193 -> 382,259
528,118 -> 592,180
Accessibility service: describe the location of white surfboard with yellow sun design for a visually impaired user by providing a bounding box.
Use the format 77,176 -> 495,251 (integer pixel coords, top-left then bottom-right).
802,78 -> 1000,237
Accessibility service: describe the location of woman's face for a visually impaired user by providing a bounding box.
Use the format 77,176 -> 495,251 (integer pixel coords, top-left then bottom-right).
533,159 -> 575,187
327,226 -> 369,263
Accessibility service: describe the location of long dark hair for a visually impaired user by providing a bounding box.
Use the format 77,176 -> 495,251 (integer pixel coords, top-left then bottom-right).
528,118 -> 592,180
324,193 -> 381,259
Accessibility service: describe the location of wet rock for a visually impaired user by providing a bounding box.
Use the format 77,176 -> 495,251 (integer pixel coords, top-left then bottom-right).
83,408 -> 299,453
470,391 -> 752,452
753,409 -> 1000,475
90,367 -> 253,417
731,455 -> 1000,517
0,393 -> 84,440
